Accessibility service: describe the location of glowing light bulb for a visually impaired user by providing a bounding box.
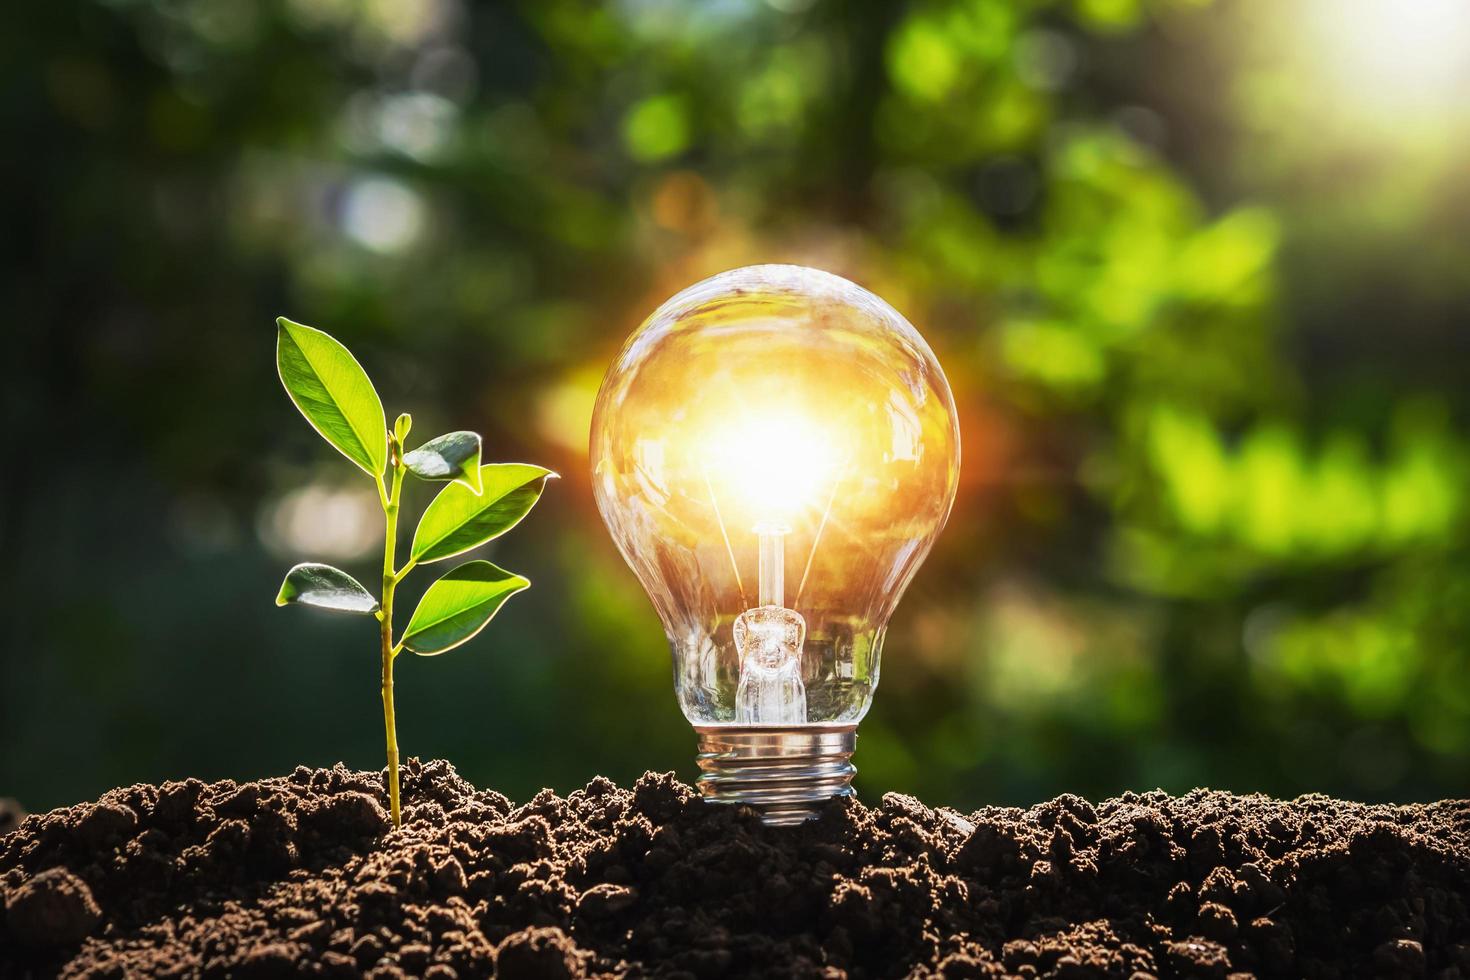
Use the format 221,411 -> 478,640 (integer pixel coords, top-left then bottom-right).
591,265 -> 960,824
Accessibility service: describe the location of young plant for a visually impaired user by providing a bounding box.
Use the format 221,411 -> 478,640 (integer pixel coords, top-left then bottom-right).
272,317 -> 554,829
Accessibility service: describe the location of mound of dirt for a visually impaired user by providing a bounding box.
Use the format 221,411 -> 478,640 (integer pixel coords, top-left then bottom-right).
1,760 -> 1467,978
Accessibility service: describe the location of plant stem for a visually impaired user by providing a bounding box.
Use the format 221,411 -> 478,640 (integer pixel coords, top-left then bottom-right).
380,446 -> 406,829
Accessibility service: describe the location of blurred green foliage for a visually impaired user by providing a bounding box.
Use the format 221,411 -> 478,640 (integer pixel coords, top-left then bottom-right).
3,0 -> 1468,811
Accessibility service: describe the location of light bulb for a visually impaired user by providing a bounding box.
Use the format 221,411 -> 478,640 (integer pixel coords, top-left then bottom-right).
590,265 -> 960,824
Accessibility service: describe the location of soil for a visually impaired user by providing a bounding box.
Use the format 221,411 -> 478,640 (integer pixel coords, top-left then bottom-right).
1,761 -> 1467,979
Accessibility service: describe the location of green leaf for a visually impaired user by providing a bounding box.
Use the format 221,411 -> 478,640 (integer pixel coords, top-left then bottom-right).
404,431 -> 483,495
276,563 -> 379,614
276,317 -> 387,479
394,412 -> 413,444
401,560 -> 529,655
411,464 -> 555,564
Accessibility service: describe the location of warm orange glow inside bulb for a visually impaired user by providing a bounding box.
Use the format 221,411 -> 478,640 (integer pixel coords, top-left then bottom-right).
701,411 -> 840,528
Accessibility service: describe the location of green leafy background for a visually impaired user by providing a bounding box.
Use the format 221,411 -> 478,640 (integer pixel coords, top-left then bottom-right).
5,0 -> 1469,811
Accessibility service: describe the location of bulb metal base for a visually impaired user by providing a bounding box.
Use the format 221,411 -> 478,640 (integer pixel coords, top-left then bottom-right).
693,724 -> 857,826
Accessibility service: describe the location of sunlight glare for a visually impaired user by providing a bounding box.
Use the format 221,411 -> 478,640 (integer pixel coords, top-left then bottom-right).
1310,0 -> 1470,111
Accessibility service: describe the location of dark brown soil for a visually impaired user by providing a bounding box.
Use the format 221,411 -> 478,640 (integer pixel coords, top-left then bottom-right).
1,761 -> 1467,979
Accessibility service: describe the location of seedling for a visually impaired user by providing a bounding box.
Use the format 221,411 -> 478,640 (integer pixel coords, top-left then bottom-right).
272,318 -> 554,829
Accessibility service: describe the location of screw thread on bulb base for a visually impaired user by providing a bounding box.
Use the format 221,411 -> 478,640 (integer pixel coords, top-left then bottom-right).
694,724 -> 857,826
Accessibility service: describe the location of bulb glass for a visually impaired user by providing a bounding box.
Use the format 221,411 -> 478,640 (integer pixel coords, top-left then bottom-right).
591,265 -> 960,726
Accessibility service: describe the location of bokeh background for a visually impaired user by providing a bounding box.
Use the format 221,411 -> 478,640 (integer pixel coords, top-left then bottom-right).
5,0 -> 1470,814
